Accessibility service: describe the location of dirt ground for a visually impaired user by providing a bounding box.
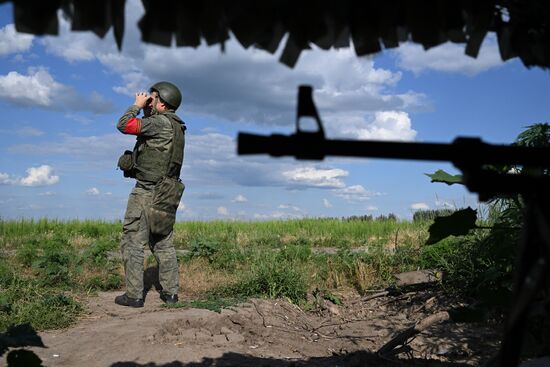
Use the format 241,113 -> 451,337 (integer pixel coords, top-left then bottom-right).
20,289 -> 500,367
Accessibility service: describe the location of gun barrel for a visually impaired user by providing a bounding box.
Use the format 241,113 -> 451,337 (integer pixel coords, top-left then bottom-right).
237,132 -> 550,167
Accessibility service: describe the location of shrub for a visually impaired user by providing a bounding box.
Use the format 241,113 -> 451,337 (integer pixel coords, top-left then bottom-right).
82,240 -> 117,266
15,242 -> 40,267
32,245 -> 75,287
221,256 -> 308,304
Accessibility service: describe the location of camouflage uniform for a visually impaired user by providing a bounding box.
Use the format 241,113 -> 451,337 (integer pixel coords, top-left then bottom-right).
117,105 -> 186,300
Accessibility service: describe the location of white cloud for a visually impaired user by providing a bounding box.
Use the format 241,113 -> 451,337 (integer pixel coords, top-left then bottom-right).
86,187 -> 100,196
185,132 -> 351,190
132,43 -> 425,126
366,205 -> 378,211
395,39 -> 503,76
9,128 -> 373,208
183,132 -> 272,186
282,167 -> 348,188
19,165 -> 59,186
333,185 -> 382,202
253,211 -> 303,220
435,200 -> 456,209
177,201 -> 186,212
0,173 -> 12,185
0,67 -> 61,107
323,198 -> 332,208
42,33 -> 99,62
278,204 -> 302,212
41,10 -> 118,62
8,131 -> 290,189
328,110 -> 417,141
410,202 -> 430,210
217,206 -> 229,216
0,67 -> 115,113
9,133 -> 135,161
0,24 -> 33,56
232,194 -> 248,203
17,127 -> 44,137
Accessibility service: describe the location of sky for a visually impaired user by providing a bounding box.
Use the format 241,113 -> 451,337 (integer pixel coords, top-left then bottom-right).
0,1 -> 549,221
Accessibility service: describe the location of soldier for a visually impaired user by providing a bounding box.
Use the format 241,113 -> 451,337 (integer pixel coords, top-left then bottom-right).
115,81 -> 186,308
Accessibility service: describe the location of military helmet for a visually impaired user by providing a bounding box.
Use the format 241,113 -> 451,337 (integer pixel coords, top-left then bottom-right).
150,81 -> 182,110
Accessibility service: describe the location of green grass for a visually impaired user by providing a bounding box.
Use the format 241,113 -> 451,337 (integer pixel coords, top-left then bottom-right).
173,217 -> 428,249
0,218 -> 121,244
0,260 -> 82,330
164,295 -> 245,313
0,217 -> 434,332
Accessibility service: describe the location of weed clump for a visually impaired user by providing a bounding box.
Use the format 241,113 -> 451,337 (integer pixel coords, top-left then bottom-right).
81,239 -> 117,266
218,255 -> 308,304
0,268 -> 82,331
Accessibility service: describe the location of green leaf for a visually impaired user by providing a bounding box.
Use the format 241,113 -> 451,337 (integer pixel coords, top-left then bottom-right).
515,123 -> 550,148
323,292 -> 342,305
425,170 -> 463,185
426,207 -> 477,245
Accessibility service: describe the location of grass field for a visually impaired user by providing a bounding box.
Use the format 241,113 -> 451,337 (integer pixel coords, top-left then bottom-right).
0,216 -> 438,331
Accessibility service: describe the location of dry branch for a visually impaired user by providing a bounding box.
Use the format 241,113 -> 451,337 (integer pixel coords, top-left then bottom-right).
361,291 -> 390,302
377,311 -> 450,357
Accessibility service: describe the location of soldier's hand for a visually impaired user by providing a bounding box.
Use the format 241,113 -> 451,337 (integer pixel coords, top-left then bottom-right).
134,92 -> 150,109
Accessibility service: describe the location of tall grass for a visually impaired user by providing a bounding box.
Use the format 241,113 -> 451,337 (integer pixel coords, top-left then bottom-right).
0,218 -> 121,238
174,218 -> 429,249
0,217 -> 431,331
0,219 -> 122,254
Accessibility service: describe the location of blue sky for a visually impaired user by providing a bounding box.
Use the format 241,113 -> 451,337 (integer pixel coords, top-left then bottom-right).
1,1 -> 549,221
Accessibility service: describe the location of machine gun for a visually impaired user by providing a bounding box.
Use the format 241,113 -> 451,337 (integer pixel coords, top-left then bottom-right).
237,85 -> 550,367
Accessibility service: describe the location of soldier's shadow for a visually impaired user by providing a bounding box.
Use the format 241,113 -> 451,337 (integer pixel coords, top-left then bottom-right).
143,266 -> 162,300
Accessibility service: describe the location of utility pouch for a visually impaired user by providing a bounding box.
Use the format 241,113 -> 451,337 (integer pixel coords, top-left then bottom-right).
147,176 -> 185,236
117,150 -> 136,178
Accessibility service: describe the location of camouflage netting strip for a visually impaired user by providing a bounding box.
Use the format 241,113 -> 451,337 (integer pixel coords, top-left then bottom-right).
3,0 -> 550,69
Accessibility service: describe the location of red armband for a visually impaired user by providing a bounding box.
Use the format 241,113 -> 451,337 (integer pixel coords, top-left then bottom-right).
124,117 -> 141,135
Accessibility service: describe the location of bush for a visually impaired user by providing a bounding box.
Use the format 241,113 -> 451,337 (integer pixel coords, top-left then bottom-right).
0,278 -> 82,331
15,293 -> 81,330
15,242 -> 39,267
221,256 -> 308,304
32,249 -> 74,287
82,240 -> 117,266
185,239 -> 220,263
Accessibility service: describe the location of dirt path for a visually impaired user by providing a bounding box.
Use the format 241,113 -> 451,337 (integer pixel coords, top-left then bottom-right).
21,290 -> 500,367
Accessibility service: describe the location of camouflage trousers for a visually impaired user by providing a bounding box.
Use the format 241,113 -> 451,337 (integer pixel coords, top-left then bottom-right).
120,186 -> 179,300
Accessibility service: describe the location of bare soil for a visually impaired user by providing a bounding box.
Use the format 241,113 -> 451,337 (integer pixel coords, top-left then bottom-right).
23,289 -> 500,367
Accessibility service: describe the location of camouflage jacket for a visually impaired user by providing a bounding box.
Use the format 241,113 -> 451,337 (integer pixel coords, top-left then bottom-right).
117,105 -> 186,188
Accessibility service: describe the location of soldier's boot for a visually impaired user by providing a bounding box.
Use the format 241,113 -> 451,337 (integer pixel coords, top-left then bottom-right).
160,292 -> 179,304
114,293 -> 144,308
